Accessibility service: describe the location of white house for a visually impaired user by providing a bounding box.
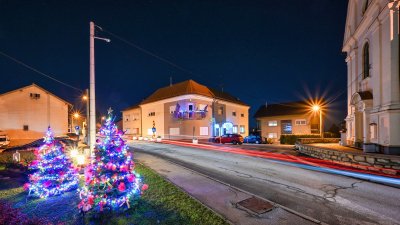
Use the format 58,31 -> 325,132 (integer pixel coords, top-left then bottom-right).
122,80 -> 250,139
343,0 -> 400,154
0,84 -> 71,140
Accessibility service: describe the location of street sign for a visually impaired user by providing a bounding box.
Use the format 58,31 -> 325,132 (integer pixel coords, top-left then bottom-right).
152,127 -> 156,133
75,126 -> 80,130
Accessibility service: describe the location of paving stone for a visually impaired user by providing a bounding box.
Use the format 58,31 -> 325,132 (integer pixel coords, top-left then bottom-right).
377,158 -> 389,163
366,157 -> 375,164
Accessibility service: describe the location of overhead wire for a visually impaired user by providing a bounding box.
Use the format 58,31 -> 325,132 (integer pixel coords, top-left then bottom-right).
0,50 -> 83,93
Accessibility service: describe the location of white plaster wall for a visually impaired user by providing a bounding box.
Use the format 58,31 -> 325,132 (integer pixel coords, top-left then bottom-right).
0,85 -> 69,139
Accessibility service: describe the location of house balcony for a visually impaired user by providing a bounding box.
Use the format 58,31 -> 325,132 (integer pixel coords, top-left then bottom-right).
172,110 -> 208,120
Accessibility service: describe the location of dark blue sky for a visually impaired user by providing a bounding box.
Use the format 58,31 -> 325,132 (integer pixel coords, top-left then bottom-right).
0,0 -> 348,127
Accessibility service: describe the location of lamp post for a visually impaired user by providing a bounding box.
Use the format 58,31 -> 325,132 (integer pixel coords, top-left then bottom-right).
89,21 -> 110,158
82,89 -> 89,145
312,105 -> 323,138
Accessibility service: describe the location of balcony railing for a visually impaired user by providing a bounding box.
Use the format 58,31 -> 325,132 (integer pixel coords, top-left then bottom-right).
173,110 -> 207,120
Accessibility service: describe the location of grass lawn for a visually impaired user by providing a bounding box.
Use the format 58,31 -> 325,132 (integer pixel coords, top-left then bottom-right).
0,163 -> 228,225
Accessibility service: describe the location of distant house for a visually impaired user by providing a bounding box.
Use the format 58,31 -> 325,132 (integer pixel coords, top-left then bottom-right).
254,101 -> 320,141
343,0 -> 400,154
0,84 -> 71,140
122,79 -> 250,139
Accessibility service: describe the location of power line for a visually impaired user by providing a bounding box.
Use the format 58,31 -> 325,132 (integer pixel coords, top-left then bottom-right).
0,50 -> 83,93
100,27 -> 196,76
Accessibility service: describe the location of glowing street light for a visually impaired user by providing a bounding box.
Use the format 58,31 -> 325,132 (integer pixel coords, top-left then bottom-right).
70,148 -> 78,158
311,104 -> 323,138
73,112 -> 80,119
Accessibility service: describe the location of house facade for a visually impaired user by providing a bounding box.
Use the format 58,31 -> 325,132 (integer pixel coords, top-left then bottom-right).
122,105 -> 142,136
122,80 -> 249,139
255,102 -> 320,141
343,0 -> 400,154
0,84 -> 71,140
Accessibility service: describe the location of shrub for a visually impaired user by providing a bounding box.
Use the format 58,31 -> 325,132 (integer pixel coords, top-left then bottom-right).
280,134 -> 321,145
0,200 -> 47,225
0,151 -> 35,169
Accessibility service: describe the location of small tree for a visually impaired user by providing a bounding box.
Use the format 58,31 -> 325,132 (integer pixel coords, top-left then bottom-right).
25,127 -> 79,198
78,108 -> 147,212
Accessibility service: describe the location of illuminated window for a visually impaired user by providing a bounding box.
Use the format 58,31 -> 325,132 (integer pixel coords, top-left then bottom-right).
240,125 -> 245,134
363,42 -> 370,79
170,105 -> 176,114
268,121 -> 278,127
200,127 -> 208,136
233,125 -> 238,133
295,119 -> 306,125
370,123 -> 377,139
268,133 -> 277,138
218,106 -> 223,115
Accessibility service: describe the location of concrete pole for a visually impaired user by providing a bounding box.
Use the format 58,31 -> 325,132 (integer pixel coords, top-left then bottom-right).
85,88 -> 90,146
89,21 -> 96,158
320,110 -> 323,139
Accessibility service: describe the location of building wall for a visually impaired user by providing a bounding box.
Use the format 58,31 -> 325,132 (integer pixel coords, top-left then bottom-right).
343,1 -> 400,153
122,108 -> 141,136
136,94 -> 249,139
0,85 -> 69,139
257,114 -> 319,141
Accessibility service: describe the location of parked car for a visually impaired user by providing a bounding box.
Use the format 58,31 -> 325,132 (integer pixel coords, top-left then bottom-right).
214,134 -> 244,145
243,135 -> 263,144
0,135 -> 10,148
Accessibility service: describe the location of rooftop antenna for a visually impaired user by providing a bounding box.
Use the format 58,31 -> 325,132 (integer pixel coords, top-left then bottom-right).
220,83 -> 224,92
170,76 -> 172,87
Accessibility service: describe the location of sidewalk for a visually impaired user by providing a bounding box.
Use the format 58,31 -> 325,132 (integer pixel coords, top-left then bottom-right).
135,152 -> 318,225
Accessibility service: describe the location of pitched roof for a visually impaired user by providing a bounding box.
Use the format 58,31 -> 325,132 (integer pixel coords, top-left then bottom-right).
140,79 -> 248,106
122,104 -> 140,111
254,101 -> 309,118
0,83 -> 72,106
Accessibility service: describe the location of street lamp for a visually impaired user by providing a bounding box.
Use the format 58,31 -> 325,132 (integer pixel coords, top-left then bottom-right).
312,105 -> 323,138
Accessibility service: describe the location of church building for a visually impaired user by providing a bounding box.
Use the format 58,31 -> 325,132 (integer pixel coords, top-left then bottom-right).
343,0 -> 400,154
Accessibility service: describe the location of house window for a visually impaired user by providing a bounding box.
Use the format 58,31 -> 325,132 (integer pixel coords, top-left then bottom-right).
132,128 -> 139,134
281,120 -> 292,134
169,128 -> 180,135
268,133 -> 277,138
295,119 -> 307,126
200,127 -> 208,136
268,121 -> 278,127
125,115 -> 130,122
147,128 -> 154,135
188,104 -> 194,111
363,42 -> 370,79
218,106 -> 223,115
30,93 -> 40,99
370,123 -> 377,139
232,111 -> 236,116
23,125 -> 29,131
233,125 -> 238,134
170,105 -> 176,114
241,113 -> 244,117
133,113 -> 140,121
148,112 -> 155,117
199,104 -> 207,110
240,125 -> 245,134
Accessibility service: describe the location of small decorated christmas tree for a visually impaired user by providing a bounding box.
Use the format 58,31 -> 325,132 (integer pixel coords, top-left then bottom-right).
78,108 -> 147,212
25,127 -> 79,198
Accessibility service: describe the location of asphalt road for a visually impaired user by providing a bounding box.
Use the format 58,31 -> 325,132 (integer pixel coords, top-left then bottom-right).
129,141 -> 400,225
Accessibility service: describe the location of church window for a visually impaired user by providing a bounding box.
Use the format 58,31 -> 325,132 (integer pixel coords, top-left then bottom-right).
363,42 -> 370,79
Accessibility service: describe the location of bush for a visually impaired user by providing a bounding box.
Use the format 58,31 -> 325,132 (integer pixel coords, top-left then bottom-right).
0,200 -> 47,225
0,151 -> 35,169
280,134 -> 321,145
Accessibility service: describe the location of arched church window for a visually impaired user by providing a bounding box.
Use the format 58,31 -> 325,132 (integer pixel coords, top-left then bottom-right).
363,42 -> 370,79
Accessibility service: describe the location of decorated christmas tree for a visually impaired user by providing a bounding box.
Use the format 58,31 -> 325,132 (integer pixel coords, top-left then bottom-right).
78,108 -> 147,212
25,127 -> 79,198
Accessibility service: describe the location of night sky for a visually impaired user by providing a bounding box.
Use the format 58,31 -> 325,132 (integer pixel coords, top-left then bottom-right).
0,0 -> 348,128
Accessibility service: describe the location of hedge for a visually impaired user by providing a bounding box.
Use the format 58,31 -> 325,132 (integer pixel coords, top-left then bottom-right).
0,150 -> 35,169
280,134 -> 321,145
